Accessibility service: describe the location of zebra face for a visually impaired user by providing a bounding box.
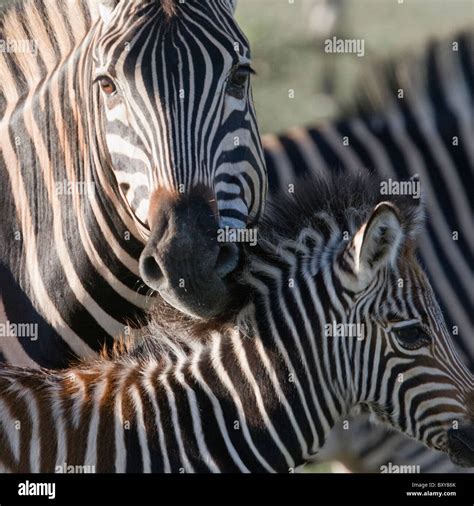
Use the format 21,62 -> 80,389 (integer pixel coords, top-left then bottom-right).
93,0 -> 266,318
336,202 -> 474,467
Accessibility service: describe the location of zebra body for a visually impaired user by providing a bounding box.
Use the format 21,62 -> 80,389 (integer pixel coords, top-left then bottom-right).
0,172 -> 472,473
0,0 -> 266,368
262,32 -> 473,473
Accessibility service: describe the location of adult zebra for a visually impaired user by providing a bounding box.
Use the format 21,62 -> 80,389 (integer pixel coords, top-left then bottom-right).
262,31 -> 473,472
0,171 -> 473,473
0,0 -> 267,368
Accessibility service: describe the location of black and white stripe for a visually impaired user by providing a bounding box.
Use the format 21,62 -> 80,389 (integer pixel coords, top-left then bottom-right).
0,172 -> 472,473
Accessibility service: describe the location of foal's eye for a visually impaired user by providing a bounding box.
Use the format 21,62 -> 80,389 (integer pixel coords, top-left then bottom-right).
394,324 -> 431,350
97,76 -> 117,96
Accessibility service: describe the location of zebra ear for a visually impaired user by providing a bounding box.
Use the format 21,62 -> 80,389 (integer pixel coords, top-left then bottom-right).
98,0 -> 120,26
343,202 -> 404,287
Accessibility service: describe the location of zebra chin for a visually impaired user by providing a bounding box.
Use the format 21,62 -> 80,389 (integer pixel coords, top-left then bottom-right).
139,187 -> 242,319
447,424 -> 474,468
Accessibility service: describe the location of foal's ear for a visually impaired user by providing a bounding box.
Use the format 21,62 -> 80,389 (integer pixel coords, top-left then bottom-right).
98,0 -> 120,27
339,202 -> 404,289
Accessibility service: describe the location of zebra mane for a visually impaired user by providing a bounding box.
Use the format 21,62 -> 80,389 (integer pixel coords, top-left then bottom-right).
343,30 -> 473,119
159,0 -> 178,18
257,171 -> 423,250
110,0 -> 182,20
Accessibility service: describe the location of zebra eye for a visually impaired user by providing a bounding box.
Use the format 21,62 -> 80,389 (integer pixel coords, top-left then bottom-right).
231,69 -> 249,87
394,325 -> 431,350
227,66 -> 252,99
97,76 -> 117,96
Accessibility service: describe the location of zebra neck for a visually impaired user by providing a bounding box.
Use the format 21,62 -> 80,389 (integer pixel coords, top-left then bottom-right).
0,1 -> 99,95
98,322 -> 346,472
0,0 -> 150,355
0,303 -> 347,472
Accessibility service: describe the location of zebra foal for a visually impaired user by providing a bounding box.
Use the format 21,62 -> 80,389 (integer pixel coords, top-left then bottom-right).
0,173 -> 472,473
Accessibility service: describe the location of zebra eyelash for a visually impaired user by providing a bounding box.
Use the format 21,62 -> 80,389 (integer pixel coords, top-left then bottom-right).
385,319 -> 433,351
226,65 -> 255,99
244,65 -> 257,76
93,64 -> 115,80
227,64 -> 256,81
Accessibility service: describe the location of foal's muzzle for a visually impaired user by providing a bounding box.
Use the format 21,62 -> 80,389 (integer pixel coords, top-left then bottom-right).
447,424 -> 474,467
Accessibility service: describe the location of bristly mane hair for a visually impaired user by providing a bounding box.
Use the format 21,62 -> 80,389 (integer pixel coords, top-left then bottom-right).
257,171 -> 423,248
160,0 -> 178,18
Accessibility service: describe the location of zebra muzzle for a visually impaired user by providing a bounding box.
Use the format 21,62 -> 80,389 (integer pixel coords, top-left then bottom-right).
139,188 -> 241,319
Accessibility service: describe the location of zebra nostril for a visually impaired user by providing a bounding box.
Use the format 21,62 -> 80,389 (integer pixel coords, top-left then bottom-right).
215,243 -> 240,279
140,254 -> 163,288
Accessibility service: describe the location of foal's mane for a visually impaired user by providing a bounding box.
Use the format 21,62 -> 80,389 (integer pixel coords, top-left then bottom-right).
259,171 -> 422,246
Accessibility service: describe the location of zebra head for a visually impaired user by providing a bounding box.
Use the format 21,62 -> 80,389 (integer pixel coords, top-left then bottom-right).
93,0 -> 266,318
333,197 -> 474,467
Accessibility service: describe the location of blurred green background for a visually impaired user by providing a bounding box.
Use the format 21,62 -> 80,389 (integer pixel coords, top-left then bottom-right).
236,0 -> 473,134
